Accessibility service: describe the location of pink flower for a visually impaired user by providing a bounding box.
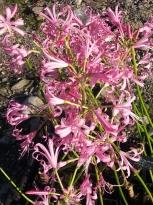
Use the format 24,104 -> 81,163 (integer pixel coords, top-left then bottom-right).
107,6 -> 122,26
44,80 -> 81,104
27,191 -> 49,205
78,144 -> 96,169
78,142 -> 115,170
55,112 -> 94,138
41,4 -> 76,27
44,53 -> 68,71
40,5 -> 59,24
40,5 -> 79,40
118,68 -> 144,90
80,175 -> 97,205
61,188 -> 82,204
107,6 -> 124,36
94,109 -> 118,136
13,129 -> 37,157
113,92 -> 140,125
95,143 -> 115,168
33,139 -> 64,173
97,173 -> 113,194
134,37 -> 150,49
26,187 -> 57,205
6,100 -> 31,126
41,52 -> 68,81
117,146 -> 144,178
0,4 -> 25,36
2,35 -> 29,73
84,34 -> 97,59
48,95 -> 65,106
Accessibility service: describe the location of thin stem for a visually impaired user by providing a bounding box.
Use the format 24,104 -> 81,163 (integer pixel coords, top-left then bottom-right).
65,100 -> 88,109
73,167 -> 84,185
133,103 -> 153,153
114,169 -> 128,205
133,103 -> 153,181
131,47 -> 153,130
25,58 -> 33,70
135,171 -> 153,203
96,84 -> 108,99
55,169 -> 64,191
68,166 -> 79,191
94,158 -> 103,205
0,167 -> 34,204
86,86 -> 99,106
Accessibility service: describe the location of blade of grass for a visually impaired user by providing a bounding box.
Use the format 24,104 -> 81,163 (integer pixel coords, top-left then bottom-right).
0,167 -> 34,204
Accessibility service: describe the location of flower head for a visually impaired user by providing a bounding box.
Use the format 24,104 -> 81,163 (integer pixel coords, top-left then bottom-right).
0,4 -> 25,36
33,139 -> 64,173
2,35 -> 29,73
107,6 -> 122,26
80,175 -> 97,205
117,146 -> 144,178
6,100 -> 31,126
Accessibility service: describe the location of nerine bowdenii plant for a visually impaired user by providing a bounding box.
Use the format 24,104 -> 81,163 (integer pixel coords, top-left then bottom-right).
1,3 -> 153,205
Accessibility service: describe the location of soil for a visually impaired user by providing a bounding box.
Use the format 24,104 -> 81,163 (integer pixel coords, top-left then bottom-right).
0,0 -> 153,205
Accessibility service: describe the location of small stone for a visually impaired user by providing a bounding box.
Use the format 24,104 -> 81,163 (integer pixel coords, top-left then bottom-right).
24,96 -> 44,108
11,79 -> 33,93
32,6 -> 43,15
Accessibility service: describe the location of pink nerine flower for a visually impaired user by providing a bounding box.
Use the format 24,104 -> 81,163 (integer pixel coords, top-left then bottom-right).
2,35 -> 29,73
117,146 -> 144,178
6,100 -> 31,126
26,187 -> 56,205
0,4 -> 25,36
41,52 -> 68,81
94,109 -> 118,136
55,112 -> 94,138
98,173 -> 113,194
107,6 -> 124,36
48,95 -> 65,106
78,142 -> 115,170
33,139 -> 64,173
44,54 -> 68,71
13,129 -> 37,157
113,92 -> 140,125
40,4 -> 81,41
107,6 -> 122,26
80,175 -> 97,205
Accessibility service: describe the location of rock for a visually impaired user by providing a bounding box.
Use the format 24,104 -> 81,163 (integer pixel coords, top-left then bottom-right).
24,96 -> 44,108
32,6 -> 43,15
11,79 -> 33,93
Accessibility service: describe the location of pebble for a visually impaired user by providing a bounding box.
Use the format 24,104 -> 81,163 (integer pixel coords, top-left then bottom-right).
11,79 -> 33,93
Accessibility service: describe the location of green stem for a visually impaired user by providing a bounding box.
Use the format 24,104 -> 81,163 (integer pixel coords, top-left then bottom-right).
73,167 -> 84,185
133,104 -> 153,181
86,86 -> 99,106
133,103 -> 153,153
65,100 -> 88,109
0,167 -> 34,204
68,166 -> 79,190
135,171 -> 153,203
25,58 -> 33,70
55,169 -> 64,191
94,160 -> 103,205
114,170 -> 128,205
143,126 -> 153,154
131,47 -> 153,130
96,84 -> 108,99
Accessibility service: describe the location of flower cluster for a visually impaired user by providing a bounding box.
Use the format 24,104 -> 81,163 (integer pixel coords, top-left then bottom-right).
0,4 -> 30,73
2,4 -> 153,205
